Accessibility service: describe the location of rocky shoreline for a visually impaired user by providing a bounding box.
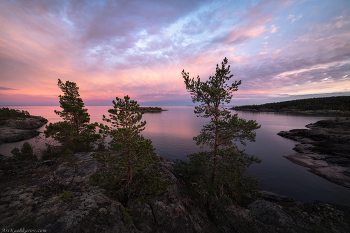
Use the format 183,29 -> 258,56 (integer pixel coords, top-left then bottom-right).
1,152 -> 349,232
0,116 -> 48,145
278,118 -> 350,189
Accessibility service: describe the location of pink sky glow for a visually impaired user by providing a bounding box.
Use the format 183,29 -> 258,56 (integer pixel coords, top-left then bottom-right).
1,0 -> 350,106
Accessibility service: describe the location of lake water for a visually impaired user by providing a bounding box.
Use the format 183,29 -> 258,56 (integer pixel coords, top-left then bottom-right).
1,106 -> 350,207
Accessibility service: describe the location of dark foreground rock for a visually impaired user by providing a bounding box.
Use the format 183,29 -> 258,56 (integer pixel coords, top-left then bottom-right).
278,118 -> 350,188
0,153 -> 349,233
0,116 -> 48,144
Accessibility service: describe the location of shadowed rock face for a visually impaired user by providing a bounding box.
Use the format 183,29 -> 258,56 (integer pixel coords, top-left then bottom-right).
0,153 -> 350,233
0,153 -> 219,233
278,118 -> 350,188
0,116 -> 48,144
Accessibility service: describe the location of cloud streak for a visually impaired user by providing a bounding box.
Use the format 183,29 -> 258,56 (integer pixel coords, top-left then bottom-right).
0,86 -> 17,90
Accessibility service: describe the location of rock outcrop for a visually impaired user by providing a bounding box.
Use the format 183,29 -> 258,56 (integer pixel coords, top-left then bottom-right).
4,116 -> 48,129
278,118 -> 350,188
0,116 -> 48,144
1,153 -> 349,233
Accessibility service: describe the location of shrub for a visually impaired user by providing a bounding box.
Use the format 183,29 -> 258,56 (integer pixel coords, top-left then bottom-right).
11,142 -> 38,161
60,190 -> 73,200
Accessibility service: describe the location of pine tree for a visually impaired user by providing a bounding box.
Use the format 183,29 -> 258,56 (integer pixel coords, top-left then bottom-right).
44,79 -> 100,153
11,142 -> 38,161
101,95 -> 154,184
176,57 -> 261,205
94,95 -> 167,203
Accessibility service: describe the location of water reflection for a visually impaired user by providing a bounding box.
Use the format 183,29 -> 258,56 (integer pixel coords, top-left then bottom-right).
1,106 -> 349,206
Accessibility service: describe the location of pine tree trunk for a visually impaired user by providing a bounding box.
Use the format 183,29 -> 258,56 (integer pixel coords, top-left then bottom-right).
128,149 -> 133,184
126,109 -> 133,185
212,103 -> 219,183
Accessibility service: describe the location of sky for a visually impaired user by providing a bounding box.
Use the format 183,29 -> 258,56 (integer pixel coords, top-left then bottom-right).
0,0 -> 350,106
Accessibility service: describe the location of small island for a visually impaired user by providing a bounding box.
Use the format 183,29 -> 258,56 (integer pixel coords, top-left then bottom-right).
137,107 -> 167,113
278,118 -> 350,188
0,108 -> 48,144
231,96 -> 350,116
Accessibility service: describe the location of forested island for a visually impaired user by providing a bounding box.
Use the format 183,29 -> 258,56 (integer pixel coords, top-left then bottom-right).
232,96 -> 350,116
137,107 -> 167,113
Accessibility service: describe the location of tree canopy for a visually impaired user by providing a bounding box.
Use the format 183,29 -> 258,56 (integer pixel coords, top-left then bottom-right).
94,95 -> 168,203
101,95 -> 154,185
0,107 -> 30,118
44,79 -> 100,153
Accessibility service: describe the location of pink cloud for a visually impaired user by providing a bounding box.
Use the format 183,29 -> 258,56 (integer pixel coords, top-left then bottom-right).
270,25 -> 279,33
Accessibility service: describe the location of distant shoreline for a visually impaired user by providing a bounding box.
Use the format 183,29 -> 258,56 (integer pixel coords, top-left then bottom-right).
231,96 -> 350,116
231,108 -> 350,116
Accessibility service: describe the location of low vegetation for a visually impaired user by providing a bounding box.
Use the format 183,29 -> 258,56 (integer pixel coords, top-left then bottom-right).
0,107 -> 30,118
11,142 -> 38,161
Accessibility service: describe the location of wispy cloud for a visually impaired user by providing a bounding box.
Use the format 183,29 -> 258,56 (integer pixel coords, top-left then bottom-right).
332,16 -> 343,21
270,25 -> 279,33
291,15 -> 302,23
286,14 -> 295,20
0,86 -> 17,90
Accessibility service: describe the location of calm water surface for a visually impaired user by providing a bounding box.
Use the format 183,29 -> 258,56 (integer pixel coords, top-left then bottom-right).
1,106 -> 350,206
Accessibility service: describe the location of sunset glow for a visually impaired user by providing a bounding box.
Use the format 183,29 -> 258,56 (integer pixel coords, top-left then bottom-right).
1,0 -> 349,106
